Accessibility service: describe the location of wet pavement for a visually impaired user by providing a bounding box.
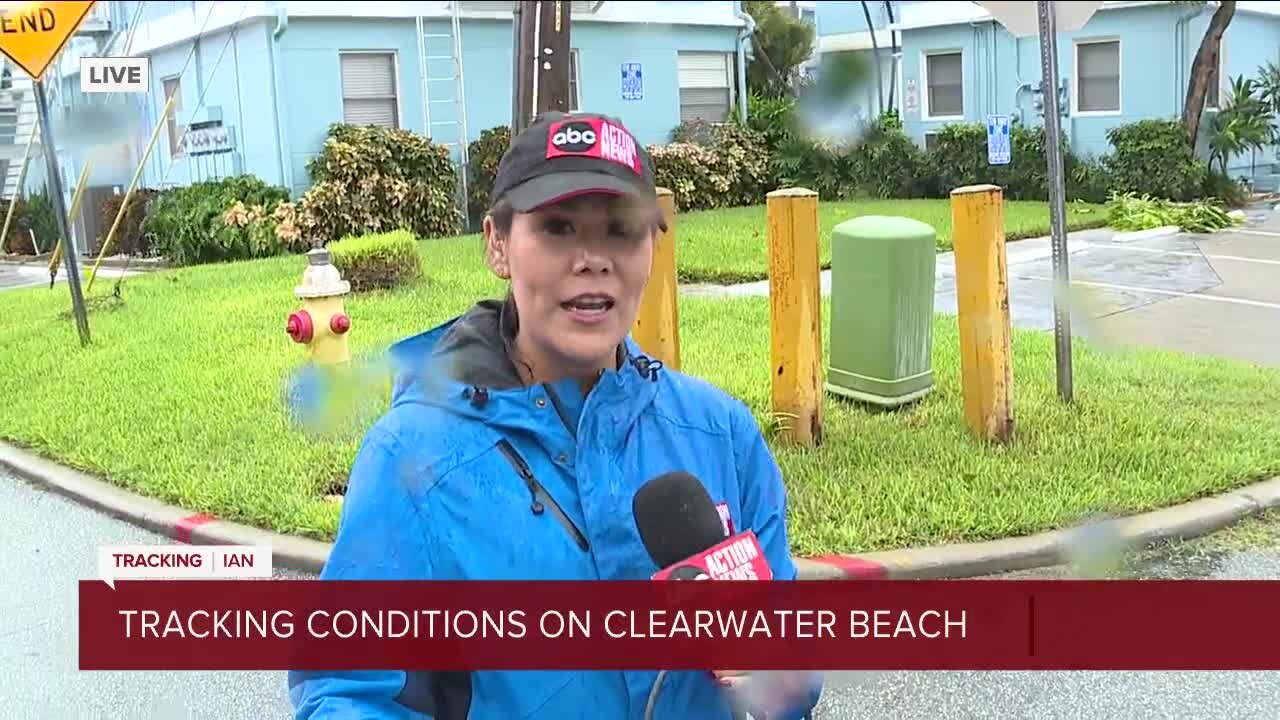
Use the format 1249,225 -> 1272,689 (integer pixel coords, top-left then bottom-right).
812,512 -> 1280,719
5,463 -> 1280,719
0,259 -> 139,292
0,469 -> 298,720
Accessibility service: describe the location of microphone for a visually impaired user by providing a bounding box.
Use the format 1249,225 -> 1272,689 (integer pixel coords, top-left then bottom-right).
633,471 -> 773,582
632,472 -> 771,720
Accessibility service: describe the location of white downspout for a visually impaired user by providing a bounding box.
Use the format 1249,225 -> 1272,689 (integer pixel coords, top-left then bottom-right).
733,1 -> 755,123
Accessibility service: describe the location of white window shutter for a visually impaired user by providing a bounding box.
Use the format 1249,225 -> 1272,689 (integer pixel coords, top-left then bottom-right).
678,52 -> 731,123
341,52 -> 399,128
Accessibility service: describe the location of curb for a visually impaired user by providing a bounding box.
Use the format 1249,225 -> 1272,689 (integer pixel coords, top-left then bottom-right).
806,477 -> 1280,579
4,440 -> 1279,580
0,441 -> 331,572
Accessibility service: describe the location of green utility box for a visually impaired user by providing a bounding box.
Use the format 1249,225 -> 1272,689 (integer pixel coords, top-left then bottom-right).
826,215 -> 937,408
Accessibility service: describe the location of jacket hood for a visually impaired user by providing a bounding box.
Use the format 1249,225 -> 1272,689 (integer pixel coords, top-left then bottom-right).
385,297 -> 662,439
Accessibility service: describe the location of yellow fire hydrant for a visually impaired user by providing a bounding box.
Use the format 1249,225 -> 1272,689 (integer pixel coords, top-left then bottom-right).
286,248 -> 352,366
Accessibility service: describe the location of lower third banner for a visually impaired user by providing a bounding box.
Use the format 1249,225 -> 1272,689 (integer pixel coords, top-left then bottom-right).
78,579 -> 1280,671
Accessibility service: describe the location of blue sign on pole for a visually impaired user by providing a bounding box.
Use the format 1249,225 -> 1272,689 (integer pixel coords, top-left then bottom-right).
621,63 -> 643,100
987,114 -> 1011,165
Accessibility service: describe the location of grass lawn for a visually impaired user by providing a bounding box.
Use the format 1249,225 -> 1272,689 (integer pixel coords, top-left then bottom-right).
2,230 -> 1278,557
672,198 -> 1108,285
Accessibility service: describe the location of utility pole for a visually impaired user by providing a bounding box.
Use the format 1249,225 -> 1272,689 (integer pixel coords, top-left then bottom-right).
512,0 -> 572,132
512,1 -> 535,133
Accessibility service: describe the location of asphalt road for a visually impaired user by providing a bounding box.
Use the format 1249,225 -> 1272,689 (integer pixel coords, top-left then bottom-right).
0,471 -> 299,720
4,469 -> 1280,719
812,518 -> 1280,720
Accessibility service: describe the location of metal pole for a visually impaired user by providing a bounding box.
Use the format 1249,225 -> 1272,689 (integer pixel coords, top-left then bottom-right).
33,77 -> 90,346
1036,0 -> 1072,402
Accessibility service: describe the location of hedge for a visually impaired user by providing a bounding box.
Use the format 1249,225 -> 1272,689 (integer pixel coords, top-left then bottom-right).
463,115 -> 1222,216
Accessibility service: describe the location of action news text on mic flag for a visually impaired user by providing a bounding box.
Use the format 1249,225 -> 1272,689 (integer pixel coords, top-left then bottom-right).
79,579 -> 1280,672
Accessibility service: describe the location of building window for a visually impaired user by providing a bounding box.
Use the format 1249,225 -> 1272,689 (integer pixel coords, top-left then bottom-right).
678,51 -> 733,123
162,76 -> 183,158
923,51 -> 963,119
569,49 -> 580,111
1075,39 -> 1120,113
340,51 -> 399,128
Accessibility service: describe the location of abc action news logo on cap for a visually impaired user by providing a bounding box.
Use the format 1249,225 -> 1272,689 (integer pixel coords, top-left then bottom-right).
545,117 -> 643,175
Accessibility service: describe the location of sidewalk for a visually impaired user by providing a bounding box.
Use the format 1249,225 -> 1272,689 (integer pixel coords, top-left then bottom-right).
683,207 -> 1280,368
0,261 -> 140,292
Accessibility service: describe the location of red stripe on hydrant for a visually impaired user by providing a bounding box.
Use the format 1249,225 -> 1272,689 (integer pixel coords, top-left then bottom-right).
810,555 -> 888,579
173,513 -> 216,544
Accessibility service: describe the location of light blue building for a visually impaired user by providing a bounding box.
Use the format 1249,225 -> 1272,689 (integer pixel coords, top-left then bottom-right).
815,1 -> 1280,184
12,1 -> 755,254
79,1 -> 753,199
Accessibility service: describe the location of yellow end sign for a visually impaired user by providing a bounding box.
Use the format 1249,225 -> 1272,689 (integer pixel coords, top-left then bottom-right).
0,1 -> 97,81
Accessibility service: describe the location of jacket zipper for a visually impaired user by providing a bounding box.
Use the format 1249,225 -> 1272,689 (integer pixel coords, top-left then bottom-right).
496,439 -> 590,552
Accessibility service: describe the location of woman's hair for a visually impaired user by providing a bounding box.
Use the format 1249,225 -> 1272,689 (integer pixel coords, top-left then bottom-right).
486,197 -> 516,237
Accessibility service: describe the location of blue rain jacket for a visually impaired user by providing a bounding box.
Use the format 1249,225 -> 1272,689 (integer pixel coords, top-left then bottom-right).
288,298 -> 822,720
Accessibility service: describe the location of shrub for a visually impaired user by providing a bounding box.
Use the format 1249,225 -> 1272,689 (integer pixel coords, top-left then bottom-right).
466,125 -> 511,225
850,115 -> 926,199
745,92 -> 797,152
298,123 -> 460,245
705,122 -> 773,205
2,199 -> 36,254
1103,119 -> 1207,201
144,175 -> 291,265
671,119 -> 724,146
22,188 -> 59,253
221,198 -> 309,259
1202,170 -> 1250,207
94,189 -> 158,257
1066,155 -> 1112,204
649,142 -> 733,211
329,229 -> 422,293
771,135 -> 857,200
660,121 -> 772,207
922,122 -> 1062,201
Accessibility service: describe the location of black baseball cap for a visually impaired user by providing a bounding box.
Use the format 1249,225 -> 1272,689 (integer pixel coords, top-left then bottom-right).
491,111 -> 666,230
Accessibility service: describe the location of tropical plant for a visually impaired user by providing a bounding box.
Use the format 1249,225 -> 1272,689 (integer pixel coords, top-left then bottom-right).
1256,60 -> 1280,115
1206,76 -> 1274,175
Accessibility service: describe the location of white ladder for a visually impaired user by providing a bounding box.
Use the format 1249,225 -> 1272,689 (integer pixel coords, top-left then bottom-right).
416,3 -> 470,228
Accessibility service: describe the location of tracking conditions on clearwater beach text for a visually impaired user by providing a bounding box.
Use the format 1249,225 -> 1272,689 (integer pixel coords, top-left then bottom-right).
113,607 -> 969,641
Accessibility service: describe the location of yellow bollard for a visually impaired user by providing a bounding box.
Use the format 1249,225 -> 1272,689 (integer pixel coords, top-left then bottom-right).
631,187 -> 680,370
950,184 -> 1015,444
767,187 -> 823,447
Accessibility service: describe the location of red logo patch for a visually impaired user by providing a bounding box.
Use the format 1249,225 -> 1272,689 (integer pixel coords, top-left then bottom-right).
715,502 -> 734,537
545,117 -> 642,175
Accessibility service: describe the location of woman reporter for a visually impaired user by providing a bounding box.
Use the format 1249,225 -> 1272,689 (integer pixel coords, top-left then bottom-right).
287,112 -> 822,720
